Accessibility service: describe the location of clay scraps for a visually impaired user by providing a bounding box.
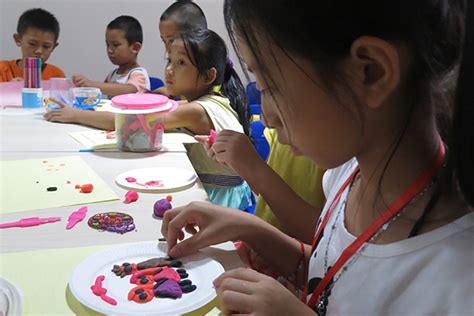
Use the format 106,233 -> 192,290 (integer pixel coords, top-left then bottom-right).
87,212 -> 135,234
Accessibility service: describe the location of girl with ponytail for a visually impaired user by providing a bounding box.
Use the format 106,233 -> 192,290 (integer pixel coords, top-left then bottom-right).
161,0 -> 474,314
163,28 -> 252,210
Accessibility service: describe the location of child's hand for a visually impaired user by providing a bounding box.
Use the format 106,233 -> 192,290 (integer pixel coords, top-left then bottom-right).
72,74 -> 93,87
214,268 -> 313,315
161,201 -> 252,258
43,98 -> 81,123
195,130 -> 264,175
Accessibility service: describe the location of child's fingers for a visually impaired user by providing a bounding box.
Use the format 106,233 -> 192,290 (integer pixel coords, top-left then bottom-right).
194,135 -> 209,144
48,97 -> 66,108
218,290 -> 254,315
214,268 -> 263,287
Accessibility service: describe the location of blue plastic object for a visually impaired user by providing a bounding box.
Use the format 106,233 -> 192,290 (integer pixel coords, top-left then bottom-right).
246,81 -> 261,105
250,120 -> 270,161
149,77 -> 165,91
244,193 -> 257,214
249,103 -> 262,116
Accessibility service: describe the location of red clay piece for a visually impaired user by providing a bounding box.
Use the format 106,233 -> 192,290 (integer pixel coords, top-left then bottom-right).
80,184 -> 94,193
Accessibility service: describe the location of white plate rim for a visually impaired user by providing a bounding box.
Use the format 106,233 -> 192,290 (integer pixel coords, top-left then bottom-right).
115,167 -> 197,193
69,242 -> 224,315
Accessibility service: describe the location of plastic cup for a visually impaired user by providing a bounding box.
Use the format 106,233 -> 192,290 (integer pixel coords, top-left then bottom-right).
72,87 -> 102,110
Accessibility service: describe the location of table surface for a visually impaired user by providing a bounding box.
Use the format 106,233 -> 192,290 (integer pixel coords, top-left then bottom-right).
0,105 -> 241,315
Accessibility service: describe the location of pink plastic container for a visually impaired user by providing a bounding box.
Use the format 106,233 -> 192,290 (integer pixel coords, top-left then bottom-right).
109,94 -> 178,152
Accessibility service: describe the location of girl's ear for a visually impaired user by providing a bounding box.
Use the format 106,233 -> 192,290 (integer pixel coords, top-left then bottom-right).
204,67 -> 218,86
349,36 -> 401,109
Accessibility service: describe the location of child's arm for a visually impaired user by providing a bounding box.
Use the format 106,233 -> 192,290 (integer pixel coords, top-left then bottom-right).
163,102 -> 213,135
44,99 -> 115,130
195,130 -> 322,243
72,74 -> 138,97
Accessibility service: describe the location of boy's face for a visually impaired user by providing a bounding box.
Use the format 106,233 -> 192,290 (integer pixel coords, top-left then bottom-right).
13,27 -> 58,62
165,39 -> 205,97
105,29 -> 139,66
159,20 -> 181,51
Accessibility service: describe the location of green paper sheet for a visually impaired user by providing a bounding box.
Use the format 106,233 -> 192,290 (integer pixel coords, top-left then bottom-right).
0,156 -> 119,214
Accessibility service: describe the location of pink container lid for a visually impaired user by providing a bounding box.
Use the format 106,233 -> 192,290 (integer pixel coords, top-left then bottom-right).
111,93 -> 172,111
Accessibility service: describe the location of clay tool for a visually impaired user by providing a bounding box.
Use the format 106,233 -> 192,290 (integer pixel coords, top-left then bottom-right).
0,217 -> 61,229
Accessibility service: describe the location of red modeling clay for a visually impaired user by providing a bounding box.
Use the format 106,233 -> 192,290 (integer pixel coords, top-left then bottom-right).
130,267 -> 162,283
166,195 -> 172,202
80,184 -> 94,193
75,184 -> 81,189
128,286 -> 154,303
125,177 -> 136,183
90,275 -> 117,306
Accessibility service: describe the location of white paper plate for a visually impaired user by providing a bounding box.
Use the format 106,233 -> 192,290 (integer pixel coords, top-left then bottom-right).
116,167 -> 197,192
69,242 -> 224,315
0,278 -> 23,316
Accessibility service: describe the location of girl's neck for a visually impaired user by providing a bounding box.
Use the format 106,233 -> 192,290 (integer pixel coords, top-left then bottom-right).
117,61 -> 139,74
345,106 -> 469,242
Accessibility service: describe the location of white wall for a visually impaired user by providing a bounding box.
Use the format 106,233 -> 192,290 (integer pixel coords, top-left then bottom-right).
0,0 -> 249,83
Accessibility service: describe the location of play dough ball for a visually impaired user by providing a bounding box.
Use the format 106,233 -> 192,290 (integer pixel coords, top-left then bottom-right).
153,198 -> 172,218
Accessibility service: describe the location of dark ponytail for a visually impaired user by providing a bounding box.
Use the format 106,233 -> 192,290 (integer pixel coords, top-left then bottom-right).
221,60 -> 250,135
448,1 -> 474,205
181,29 -> 250,135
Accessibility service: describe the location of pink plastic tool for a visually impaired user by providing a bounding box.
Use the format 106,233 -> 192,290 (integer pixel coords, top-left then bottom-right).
208,129 -> 217,145
91,275 -> 117,306
0,217 -> 61,229
66,206 -> 88,230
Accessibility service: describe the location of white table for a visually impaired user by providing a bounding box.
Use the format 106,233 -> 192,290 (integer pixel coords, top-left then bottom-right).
0,107 -> 196,152
0,106 -> 241,315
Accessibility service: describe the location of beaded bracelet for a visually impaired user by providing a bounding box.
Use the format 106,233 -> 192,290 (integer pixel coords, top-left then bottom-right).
277,239 -> 307,302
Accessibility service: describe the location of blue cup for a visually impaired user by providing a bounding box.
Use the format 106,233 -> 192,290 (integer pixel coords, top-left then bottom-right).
22,88 -> 43,108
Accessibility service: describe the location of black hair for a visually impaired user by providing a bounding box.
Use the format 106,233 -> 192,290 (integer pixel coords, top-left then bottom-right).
17,8 -> 60,42
224,1 -> 473,206
160,0 -> 207,32
181,28 -> 249,134
107,15 -> 143,45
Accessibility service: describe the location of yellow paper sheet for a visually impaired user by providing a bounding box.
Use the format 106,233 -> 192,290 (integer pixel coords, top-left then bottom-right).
0,245 -> 222,315
69,130 -> 117,150
0,156 -> 119,214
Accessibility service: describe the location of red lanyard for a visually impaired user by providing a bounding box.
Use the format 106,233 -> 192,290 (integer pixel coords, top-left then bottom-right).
306,140 -> 446,309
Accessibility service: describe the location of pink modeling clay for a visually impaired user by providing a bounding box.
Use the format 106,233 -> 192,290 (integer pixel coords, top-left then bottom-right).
91,275 -> 117,306
152,267 -> 181,282
125,177 -> 137,183
208,129 -> 217,145
106,131 -> 116,139
66,206 -> 88,230
124,190 -> 139,204
144,180 -> 164,187
0,217 -> 61,229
